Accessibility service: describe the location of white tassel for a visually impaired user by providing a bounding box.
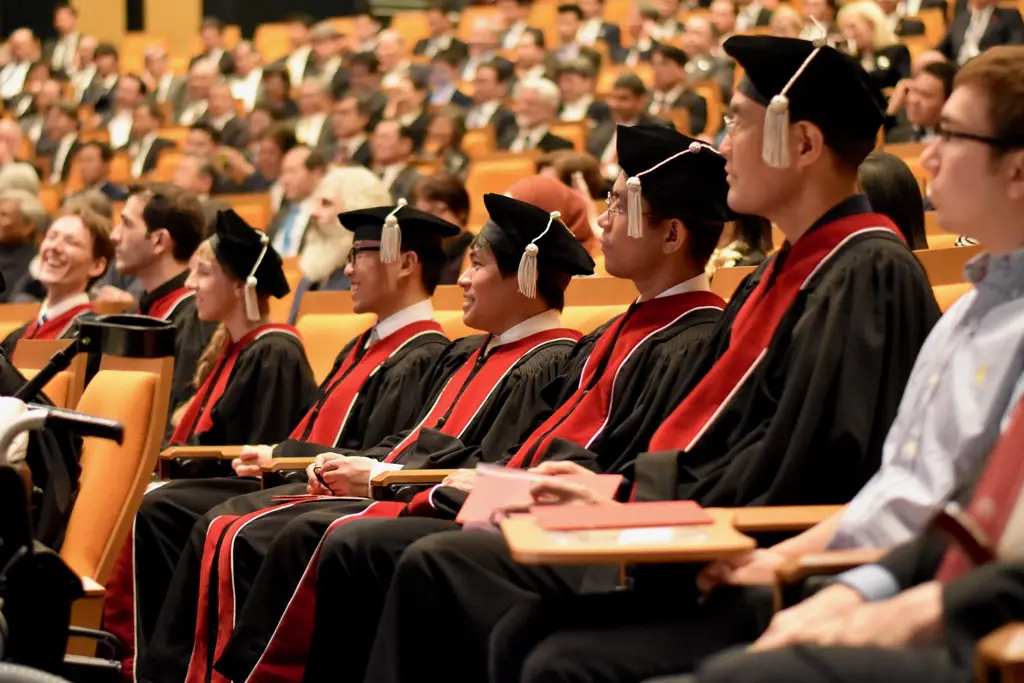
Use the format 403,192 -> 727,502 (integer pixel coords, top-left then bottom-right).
626,176 -> 643,238
244,278 -> 260,321
517,243 -> 539,299
763,95 -> 791,169
380,198 -> 407,264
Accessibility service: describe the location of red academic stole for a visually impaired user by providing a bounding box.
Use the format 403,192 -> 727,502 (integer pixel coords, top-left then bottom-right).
506,291 -> 726,469
936,398 -> 1024,583
648,213 -> 901,452
170,324 -> 301,444
384,328 -> 582,463
144,287 -> 193,320
288,320 -> 446,447
22,303 -> 95,340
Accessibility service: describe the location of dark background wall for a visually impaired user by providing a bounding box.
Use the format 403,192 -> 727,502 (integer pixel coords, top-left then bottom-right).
1,0 -> 60,39
202,0 -> 363,37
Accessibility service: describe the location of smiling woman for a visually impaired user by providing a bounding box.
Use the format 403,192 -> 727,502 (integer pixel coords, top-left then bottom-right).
0,202 -> 113,356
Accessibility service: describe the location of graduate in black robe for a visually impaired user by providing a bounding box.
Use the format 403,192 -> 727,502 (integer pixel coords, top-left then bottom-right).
217,127 -> 737,683
358,38 -> 943,683
108,205 -> 462,681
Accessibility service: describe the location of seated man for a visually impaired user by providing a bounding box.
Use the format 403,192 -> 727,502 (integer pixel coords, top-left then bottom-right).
103,205 -> 462,679
359,34 -> 943,683
1,202 -> 112,354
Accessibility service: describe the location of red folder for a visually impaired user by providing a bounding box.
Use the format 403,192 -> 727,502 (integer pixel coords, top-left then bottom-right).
456,470 -> 623,526
532,500 -> 713,531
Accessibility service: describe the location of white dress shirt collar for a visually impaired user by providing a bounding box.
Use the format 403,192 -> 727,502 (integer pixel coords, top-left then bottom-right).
560,94 -> 594,122
40,292 -> 91,321
374,299 -> 436,341
577,17 -> 604,45
643,272 -> 711,301
492,309 -> 564,348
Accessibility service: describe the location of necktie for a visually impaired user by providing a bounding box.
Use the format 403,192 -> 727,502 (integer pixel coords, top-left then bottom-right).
279,204 -> 301,255
936,397 -> 1024,583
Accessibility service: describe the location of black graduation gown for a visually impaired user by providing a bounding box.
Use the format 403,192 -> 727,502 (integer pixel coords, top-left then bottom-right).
361,202 -> 944,683
109,323 -> 452,681
0,302 -> 96,357
154,331 -> 581,683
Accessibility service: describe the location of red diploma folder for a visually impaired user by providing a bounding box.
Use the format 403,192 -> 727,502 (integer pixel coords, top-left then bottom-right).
531,500 -> 714,531
456,467 -> 623,526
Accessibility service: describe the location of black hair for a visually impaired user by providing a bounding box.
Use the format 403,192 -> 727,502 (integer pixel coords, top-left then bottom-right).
921,60 -> 957,100
189,121 -> 221,145
732,214 -> 773,254
284,12 -> 315,27
556,58 -> 596,80
201,16 -> 225,32
127,182 -> 205,262
79,140 -> 114,162
95,43 -> 119,60
557,3 -> 584,19
349,51 -> 381,74
55,3 -> 77,17
414,172 -> 470,226
653,44 -> 687,66
259,125 -> 299,153
645,194 -> 725,268
858,152 -> 927,250
121,72 -> 149,96
416,246 -> 446,294
470,231 -> 567,311
613,73 -> 647,96
523,27 -> 546,49
480,58 -> 515,84
429,105 -> 467,146
304,148 -> 329,173
261,65 -> 292,90
432,48 -> 464,69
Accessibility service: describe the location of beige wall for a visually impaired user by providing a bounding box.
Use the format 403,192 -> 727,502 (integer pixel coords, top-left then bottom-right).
70,0 -> 201,56
72,0 -> 126,45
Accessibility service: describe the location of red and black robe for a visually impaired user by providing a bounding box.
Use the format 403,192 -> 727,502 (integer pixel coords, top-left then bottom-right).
0,299 -> 95,357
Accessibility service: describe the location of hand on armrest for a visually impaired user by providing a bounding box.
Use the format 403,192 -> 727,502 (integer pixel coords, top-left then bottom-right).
370,469 -> 460,488
978,623 -> 1024,669
159,445 -> 246,460
775,548 -> 888,586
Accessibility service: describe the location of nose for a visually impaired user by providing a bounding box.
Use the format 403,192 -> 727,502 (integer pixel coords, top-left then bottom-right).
720,131 -> 733,158
344,260 -> 355,277
597,209 -> 611,231
457,268 -> 472,288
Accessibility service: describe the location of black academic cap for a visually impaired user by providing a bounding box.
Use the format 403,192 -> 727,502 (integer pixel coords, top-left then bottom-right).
724,35 -> 886,163
617,125 -> 736,233
211,209 -> 289,299
481,193 -> 595,298
339,201 -> 461,263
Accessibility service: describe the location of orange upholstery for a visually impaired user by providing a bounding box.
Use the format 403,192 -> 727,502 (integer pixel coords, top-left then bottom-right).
12,339 -> 85,409
564,277 -> 639,306
296,290 -> 356,318
463,128 -> 497,157
432,286 -> 465,310
562,305 -> 627,334
915,245 -> 982,286
934,283 -> 973,313
221,193 -> 272,231
295,313 -> 374,384
435,310 -> 482,340
549,121 -> 588,151
18,369 -> 71,409
465,154 -> 539,226
711,266 -> 757,300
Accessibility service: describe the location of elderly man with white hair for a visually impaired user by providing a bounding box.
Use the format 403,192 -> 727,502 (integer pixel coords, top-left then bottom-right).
378,30 -> 413,89
0,29 -> 37,102
462,19 -> 502,80
0,189 -> 43,302
0,119 -> 37,185
499,78 -> 575,152
175,59 -> 218,126
287,166 -> 393,322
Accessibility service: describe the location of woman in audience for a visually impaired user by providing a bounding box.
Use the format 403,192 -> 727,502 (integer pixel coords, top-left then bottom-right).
858,151 -> 929,250
770,5 -> 804,38
0,202 -> 111,354
172,208 -> 317,449
706,214 -> 774,275
536,149 -> 605,199
507,175 -> 601,262
255,66 -> 299,121
838,0 -> 912,90
412,172 -> 472,284
287,166 -> 393,323
421,106 -> 470,178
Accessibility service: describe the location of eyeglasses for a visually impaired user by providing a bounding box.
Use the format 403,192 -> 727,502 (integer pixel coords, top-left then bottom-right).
346,245 -> 381,266
723,114 -> 737,135
935,123 -> 1024,150
605,193 -> 661,221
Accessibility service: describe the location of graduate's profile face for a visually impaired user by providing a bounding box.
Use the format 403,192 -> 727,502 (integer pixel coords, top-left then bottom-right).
38,216 -> 106,292
458,242 -> 515,333
345,242 -> 393,314
187,253 -> 242,322
721,92 -> 780,217
113,194 -> 159,275
598,175 -> 662,279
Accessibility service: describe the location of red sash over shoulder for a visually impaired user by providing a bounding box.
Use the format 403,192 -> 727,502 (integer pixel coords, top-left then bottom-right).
145,287 -> 194,320
384,328 -> 582,463
507,291 -> 726,468
289,320 -> 447,447
647,213 -> 901,452
171,324 -> 302,444
22,303 -> 95,340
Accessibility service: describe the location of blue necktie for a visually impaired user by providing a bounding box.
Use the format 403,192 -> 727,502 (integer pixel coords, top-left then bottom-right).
279,204 -> 301,255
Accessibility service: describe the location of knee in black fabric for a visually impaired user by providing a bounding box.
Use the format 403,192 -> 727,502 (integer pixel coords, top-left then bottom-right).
693,645 -> 760,683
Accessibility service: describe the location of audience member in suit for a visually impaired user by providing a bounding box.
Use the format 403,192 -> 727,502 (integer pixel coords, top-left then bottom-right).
128,102 -> 175,179
933,0 -> 1024,65
514,28 -> 552,80
44,3 -> 81,78
10,62 -> 53,121
499,77 -> 576,152
370,120 -> 424,202
378,29 -> 416,90
74,141 -> 129,202
254,66 -> 300,121
499,0 -> 536,49
800,0 -> 841,41
682,16 -> 736,100
587,73 -> 672,181
198,82 -> 250,150
325,94 -> 375,167
273,12 -> 316,86
190,17 -> 235,76
0,189 -> 42,302
228,41 -> 264,113
0,30 -> 36,105
422,107 -> 471,177
653,0 -> 687,40
411,171 -> 472,285
710,0 -> 738,49
287,165 -> 393,323
346,52 -> 389,127
465,59 -> 517,139
307,21 -> 350,99
428,49 -> 474,109
735,0 -> 774,30
384,72 -> 432,151
82,43 -> 120,114
143,46 -> 186,108
552,3 -> 589,62
69,35 -> 98,104
839,1 -> 912,91
43,101 -> 80,184
886,60 -> 956,142
182,123 -> 237,194
294,79 -> 336,150
101,73 -> 148,151
171,154 -> 230,236
577,0 -> 623,52
614,4 -> 662,65
649,44 -> 709,135
266,146 -> 327,257
352,9 -> 386,53
415,0 -> 470,59
556,58 -> 611,124
231,126 -> 296,210
21,79 -> 61,150
462,19 -> 504,81
174,60 -> 218,126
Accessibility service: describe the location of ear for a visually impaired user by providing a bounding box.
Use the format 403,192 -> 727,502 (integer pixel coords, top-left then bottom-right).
150,228 -> 169,257
1006,149 -> 1024,202
398,249 -> 420,281
87,257 -> 108,280
792,121 -> 826,170
661,217 -> 688,256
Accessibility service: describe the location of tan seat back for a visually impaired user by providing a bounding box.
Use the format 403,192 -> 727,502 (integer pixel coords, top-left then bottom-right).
12,339 -> 87,409
295,314 -> 374,384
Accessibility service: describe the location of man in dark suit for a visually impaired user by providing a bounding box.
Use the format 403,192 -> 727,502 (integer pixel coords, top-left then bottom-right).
428,49 -> 474,109
348,52 -> 389,126
649,44 -> 709,135
74,141 -> 129,201
43,101 -> 80,184
499,0 -> 536,49
415,0 -> 470,60
587,73 -> 671,179
614,4 -> 662,65
307,21 -> 350,99
734,0 -> 773,31
99,74 -> 148,151
173,60 -> 217,126
935,0 -> 1024,65
465,59 -> 517,139
577,0 -> 623,53
265,146 -> 326,256
128,102 -> 176,179
682,15 -> 735,100
556,58 -> 611,124
498,78 -> 576,152
370,120 -> 424,203
388,71 -> 433,151
197,81 -> 250,150
190,17 -> 235,76
44,3 -> 80,78
886,60 -> 955,143
553,4 -> 589,62
274,12 -> 317,85
324,94 -> 374,167
20,78 -> 61,150
82,43 -> 120,114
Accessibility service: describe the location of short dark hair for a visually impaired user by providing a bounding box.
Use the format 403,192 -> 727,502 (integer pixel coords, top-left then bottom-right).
430,105 -> 467,146
79,140 -> 114,162
136,101 -> 165,124
351,93 -> 378,122
52,101 -> 79,124
643,192 -> 725,267
921,60 -> 957,100
127,183 -> 206,262
557,3 -> 584,19
55,3 -> 77,16
201,16 -> 225,32
556,58 -> 596,80
349,51 -> 380,74
94,43 -> 119,60
480,58 -> 514,84
653,44 -> 687,66
189,121 -> 220,145
613,73 -> 647,96
818,122 -> 877,170
305,148 -> 329,174
261,65 -> 292,90
284,12 -> 315,27
470,233 -> 566,310
414,172 -> 470,226
258,125 -> 298,153
857,152 -> 927,250
121,72 -> 149,96
523,27 -> 546,49
432,48 -> 464,69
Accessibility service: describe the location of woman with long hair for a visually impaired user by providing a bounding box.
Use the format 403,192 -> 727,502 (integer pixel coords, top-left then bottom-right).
858,151 -> 929,251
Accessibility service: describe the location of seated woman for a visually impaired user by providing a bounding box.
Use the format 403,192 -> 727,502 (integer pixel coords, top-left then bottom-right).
858,151 -> 929,250
171,208 -> 319,450
421,106 -> 470,177
838,0 -> 911,91
707,214 -> 774,275
0,202 -> 112,355
286,166 -> 394,324
412,172 -> 473,284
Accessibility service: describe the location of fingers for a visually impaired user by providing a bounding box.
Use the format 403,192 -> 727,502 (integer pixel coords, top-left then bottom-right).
235,465 -> 261,478
231,457 -> 243,474
696,561 -> 732,593
530,461 -> 587,476
530,480 -> 588,504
